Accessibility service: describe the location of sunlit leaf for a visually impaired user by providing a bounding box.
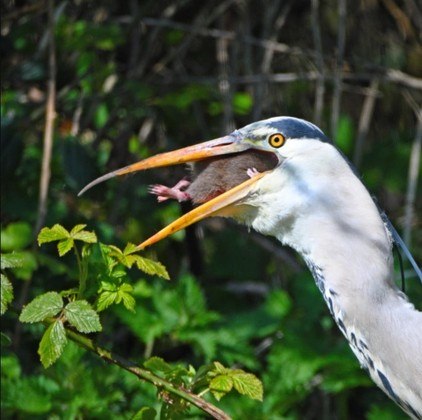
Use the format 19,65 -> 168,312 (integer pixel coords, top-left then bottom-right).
209,374 -> 233,401
64,300 -> 102,333
71,225 -> 97,243
20,292 -> 63,323
133,256 -> 169,280
38,320 -> 67,368
38,224 -> 69,245
231,372 -> 263,401
1,274 -> 14,315
57,238 -> 74,256
1,252 -> 25,269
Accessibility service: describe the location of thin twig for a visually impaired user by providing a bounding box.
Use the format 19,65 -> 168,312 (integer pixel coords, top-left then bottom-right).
403,110 -> 422,246
353,78 -> 380,168
217,15 -> 234,133
153,70 -> 422,90
253,1 -> 291,120
311,0 -> 325,126
35,0 -> 56,235
45,320 -> 231,420
330,0 -> 346,139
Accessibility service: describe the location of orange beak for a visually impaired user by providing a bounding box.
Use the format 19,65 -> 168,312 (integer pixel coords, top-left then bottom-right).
79,135 -> 270,250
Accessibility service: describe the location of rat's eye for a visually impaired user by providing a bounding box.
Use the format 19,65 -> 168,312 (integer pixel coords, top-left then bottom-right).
268,133 -> 286,148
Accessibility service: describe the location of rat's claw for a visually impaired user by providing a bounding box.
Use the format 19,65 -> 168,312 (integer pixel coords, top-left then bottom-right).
148,183 -> 191,202
247,167 -> 260,178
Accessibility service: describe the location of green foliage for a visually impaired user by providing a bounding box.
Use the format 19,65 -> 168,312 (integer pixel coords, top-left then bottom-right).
1,221 -> 32,251
1,274 -> 13,315
38,320 -> 68,368
64,301 -> 102,333
208,362 -> 263,402
20,292 -> 63,323
97,280 -> 135,312
38,224 -> 97,256
105,243 -> 169,280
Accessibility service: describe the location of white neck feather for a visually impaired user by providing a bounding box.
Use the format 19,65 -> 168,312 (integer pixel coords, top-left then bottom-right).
241,141 -> 422,418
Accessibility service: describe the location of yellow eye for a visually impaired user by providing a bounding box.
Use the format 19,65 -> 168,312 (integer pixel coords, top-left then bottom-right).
268,133 -> 286,148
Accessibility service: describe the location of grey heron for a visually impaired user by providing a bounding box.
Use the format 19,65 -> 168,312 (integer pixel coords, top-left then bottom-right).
80,116 -> 422,418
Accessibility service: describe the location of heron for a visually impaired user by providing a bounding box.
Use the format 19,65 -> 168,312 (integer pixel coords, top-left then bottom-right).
80,116 -> 422,418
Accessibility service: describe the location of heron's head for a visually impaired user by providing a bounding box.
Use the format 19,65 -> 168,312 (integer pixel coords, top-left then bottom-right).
79,117 -> 334,249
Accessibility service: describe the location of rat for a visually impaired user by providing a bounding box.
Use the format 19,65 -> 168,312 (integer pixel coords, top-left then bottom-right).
149,150 -> 277,204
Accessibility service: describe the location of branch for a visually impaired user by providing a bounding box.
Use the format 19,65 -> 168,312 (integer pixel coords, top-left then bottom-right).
353,78 -> 380,168
35,0 -> 56,234
154,70 -> 422,90
403,110 -> 422,246
311,0 -> 325,126
54,322 -> 232,420
330,0 -> 346,139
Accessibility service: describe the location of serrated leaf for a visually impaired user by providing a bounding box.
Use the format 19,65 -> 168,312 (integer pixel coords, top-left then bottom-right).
69,224 -> 87,235
132,407 -> 157,420
19,292 -> 63,323
57,238 -> 74,256
123,243 -> 139,255
38,224 -> 69,245
209,374 -> 233,401
38,320 -> 67,368
213,361 -> 230,375
64,300 -> 102,333
134,256 -> 169,280
71,226 -> 97,244
97,290 -> 117,312
231,372 -> 263,401
144,356 -> 172,373
1,253 -> 25,269
1,274 -> 14,315
120,289 -> 136,312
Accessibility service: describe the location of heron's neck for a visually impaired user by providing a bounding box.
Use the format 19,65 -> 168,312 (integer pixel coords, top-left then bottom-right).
244,157 -> 422,418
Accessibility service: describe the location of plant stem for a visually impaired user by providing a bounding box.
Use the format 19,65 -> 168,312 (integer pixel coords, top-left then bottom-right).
74,245 -> 86,299
52,321 -> 231,420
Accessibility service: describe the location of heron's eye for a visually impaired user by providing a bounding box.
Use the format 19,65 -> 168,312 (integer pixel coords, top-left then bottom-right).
268,133 -> 286,148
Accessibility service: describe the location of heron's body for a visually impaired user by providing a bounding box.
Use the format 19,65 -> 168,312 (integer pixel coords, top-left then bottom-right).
80,116 -> 422,418
242,139 -> 422,418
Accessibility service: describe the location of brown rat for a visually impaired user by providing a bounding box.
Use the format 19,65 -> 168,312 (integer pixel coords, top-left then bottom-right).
149,150 -> 277,204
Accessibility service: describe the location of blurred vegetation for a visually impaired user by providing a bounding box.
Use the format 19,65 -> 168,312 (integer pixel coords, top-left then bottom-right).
1,0 -> 421,419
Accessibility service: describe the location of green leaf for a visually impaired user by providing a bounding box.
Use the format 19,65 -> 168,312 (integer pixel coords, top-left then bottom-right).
5,251 -> 38,281
97,289 -> 118,312
57,238 -> 74,256
1,274 -> 14,315
1,252 -> 25,269
19,292 -> 63,323
133,255 -> 169,280
97,281 -> 135,312
209,374 -> 233,401
1,222 -> 32,251
70,225 -> 97,243
38,320 -> 67,368
231,372 -> 263,401
132,407 -> 157,420
38,224 -> 69,245
38,224 -> 97,255
144,356 -> 172,374
120,287 -> 136,312
64,300 -> 102,333
105,243 -> 169,279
